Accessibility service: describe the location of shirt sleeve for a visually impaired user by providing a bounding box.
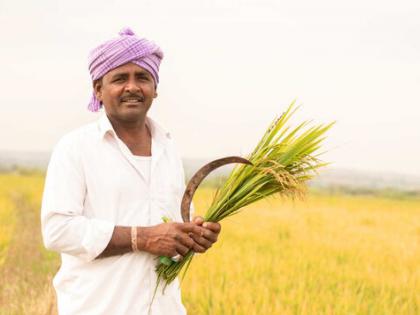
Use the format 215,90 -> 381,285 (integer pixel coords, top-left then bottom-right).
41,135 -> 115,262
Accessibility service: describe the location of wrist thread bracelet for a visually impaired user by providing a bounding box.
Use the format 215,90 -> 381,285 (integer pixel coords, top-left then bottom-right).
131,226 -> 139,252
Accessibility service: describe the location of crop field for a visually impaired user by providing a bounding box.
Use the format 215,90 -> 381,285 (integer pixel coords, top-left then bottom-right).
0,173 -> 419,314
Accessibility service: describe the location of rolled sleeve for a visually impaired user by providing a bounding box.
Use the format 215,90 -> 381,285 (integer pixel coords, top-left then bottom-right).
41,135 -> 114,262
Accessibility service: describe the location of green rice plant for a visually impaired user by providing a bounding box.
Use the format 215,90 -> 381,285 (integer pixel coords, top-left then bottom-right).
155,101 -> 334,290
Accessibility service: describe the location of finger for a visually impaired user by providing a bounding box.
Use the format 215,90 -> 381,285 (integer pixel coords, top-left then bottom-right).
203,222 -> 221,233
173,229 -> 195,248
202,230 -> 218,243
193,216 -> 204,225
175,243 -> 190,257
177,233 -> 195,249
190,240 -> 206,253
180,223 -> 205,236
190,233 -> 212,249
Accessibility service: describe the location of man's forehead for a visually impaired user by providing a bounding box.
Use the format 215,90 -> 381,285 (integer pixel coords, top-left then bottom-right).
106,63 -> 151,77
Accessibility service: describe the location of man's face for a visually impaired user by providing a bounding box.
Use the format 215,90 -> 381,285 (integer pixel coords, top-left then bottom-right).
94,62 -> 157,123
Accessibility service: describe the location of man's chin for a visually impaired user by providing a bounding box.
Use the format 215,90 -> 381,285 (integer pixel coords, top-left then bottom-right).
119,107 -> 149,122
104,103 -> 151,123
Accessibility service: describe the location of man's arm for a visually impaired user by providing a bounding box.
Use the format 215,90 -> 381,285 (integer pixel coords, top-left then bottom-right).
41,136 -> 116,262
97,220 -> 220,259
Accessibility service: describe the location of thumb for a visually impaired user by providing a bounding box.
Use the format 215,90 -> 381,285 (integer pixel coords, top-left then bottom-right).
193,216 -> 204,225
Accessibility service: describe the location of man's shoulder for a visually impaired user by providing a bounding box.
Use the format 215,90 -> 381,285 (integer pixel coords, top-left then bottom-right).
53,120 -> 99,153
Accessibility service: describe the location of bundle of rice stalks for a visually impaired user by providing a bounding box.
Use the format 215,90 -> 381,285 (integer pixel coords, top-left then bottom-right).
155,101 -> 334,290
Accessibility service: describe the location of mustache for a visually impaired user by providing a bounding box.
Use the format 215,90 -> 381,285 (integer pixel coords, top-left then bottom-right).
120,94 -> 145,102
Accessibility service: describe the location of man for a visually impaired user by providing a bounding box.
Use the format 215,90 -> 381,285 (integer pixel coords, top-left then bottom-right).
41,27 -> 221,315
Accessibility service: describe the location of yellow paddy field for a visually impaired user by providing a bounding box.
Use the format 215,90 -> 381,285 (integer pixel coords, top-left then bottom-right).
0,173 -> 419,314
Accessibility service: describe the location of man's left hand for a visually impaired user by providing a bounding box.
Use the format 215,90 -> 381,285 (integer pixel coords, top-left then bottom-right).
190,216 -> 221,253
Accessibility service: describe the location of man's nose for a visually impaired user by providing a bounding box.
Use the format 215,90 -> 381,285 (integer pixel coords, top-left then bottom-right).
124,79 -> 141,93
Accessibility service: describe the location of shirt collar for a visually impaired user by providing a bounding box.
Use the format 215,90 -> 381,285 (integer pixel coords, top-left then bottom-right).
97,113 -> 171,145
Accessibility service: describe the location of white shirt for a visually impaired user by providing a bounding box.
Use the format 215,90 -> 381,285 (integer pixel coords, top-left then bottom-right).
41,113 -> 189,315
132,155 -> 152,185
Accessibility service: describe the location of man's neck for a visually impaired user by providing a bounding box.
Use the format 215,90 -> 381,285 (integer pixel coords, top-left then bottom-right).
107,114 -> 152,156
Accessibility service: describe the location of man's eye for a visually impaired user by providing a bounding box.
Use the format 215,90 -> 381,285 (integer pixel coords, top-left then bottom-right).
113,78 -> 124,82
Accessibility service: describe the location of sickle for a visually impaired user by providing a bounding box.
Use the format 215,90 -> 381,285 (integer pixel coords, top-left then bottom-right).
180,156 -> 253,222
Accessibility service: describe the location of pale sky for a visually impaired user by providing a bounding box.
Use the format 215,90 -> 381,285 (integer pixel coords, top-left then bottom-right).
1,0 -> 419,175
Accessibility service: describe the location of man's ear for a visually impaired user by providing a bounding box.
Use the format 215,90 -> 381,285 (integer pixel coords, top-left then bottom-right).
93,79 -> 103,101
154,87 -> 158,98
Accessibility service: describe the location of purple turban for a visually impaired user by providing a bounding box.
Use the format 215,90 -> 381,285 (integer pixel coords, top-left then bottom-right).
87,27 -> 164,112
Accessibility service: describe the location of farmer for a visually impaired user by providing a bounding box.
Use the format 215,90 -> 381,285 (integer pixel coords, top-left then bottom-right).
41,27 -> 221,315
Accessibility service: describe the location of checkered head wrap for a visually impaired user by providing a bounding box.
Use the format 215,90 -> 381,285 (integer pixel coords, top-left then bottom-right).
87,27 -> 164,112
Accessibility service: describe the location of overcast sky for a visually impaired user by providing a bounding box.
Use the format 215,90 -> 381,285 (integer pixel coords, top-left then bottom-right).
1,0 -> 419,176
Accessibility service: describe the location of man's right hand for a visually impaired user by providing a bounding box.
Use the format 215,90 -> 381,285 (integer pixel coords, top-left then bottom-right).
138,222 -> 206,259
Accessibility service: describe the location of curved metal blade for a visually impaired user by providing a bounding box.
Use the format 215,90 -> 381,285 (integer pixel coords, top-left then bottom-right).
181,156 -> 253,222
